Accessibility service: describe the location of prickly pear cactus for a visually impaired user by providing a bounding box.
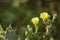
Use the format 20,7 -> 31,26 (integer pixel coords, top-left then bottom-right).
6,25 -> 18,40
0,35 -> 5,40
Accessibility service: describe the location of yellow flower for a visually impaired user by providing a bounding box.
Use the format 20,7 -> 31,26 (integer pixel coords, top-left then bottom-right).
40,12 -> 49,22
31,17 -> 39,25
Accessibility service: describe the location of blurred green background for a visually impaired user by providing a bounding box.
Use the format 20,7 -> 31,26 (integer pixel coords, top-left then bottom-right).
0,0 -> 60,40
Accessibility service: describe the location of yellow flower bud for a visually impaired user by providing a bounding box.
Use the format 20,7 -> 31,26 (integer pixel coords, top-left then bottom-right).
25,31 -> 28,36
50,37 -> 54,40
31,17 -> 39,25
0,24 -> 4,34
40,12 -> 49,22
43,35 -> 45,38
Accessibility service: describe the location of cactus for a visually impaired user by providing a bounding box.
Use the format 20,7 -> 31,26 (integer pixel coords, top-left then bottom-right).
6,25 -> 18,40
0,35 -> 5,40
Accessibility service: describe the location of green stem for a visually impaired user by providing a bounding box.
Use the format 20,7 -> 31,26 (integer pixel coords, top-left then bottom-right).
35,25 -> 38,34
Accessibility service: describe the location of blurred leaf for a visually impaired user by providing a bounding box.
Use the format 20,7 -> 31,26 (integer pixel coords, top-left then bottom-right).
12,0 -> 20,8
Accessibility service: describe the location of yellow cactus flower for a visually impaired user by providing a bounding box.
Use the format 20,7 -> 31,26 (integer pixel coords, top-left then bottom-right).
40,12 -> 49,23
31,17 -> 39,25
